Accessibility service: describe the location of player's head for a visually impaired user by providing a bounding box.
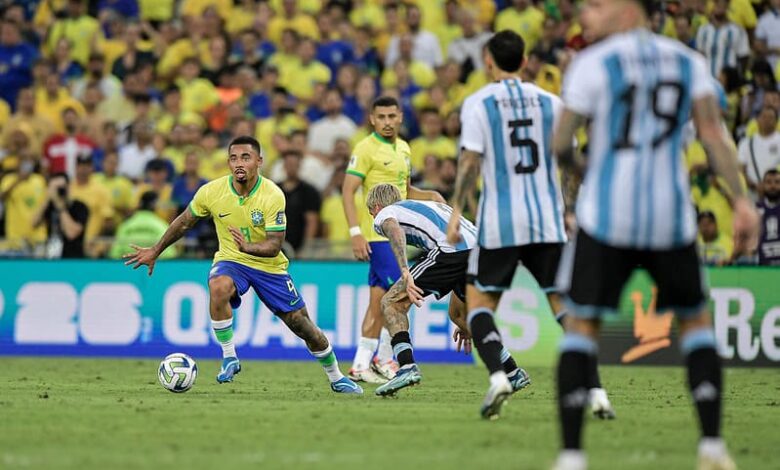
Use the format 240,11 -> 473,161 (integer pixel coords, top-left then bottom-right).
580,0 -> 657,42
138,191 -> 158,212
764,169 -> 780,203
697,210 -> 718,241
366,183 -> 401,216
369,96 -> 403,140
485,31 -> 525,78
228,135 -> 263,184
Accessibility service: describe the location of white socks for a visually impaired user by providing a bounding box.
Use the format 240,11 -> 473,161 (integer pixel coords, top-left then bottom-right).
212,318 -> 236,358
376,328 -> 393,363
310,344 -> 344,383
353,337 -> 378,370
698,438 -> 728,459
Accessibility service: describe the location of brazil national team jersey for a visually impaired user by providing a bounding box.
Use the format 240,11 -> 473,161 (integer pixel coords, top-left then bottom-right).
347,132 -> 411,242
189,175 -> 289,274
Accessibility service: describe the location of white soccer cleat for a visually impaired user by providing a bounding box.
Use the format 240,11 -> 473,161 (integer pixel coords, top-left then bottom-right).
371,357 -> 399,381
348,367 -> 388,384
552,450 -> 587,470
480,376 -> 513,420
698,439 -> 736,470
589,388 -> 616,420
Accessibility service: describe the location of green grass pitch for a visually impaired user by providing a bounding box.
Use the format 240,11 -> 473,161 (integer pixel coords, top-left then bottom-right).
1,358 -> 778,469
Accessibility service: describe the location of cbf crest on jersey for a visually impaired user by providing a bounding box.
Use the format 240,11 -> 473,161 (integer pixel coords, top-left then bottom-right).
251,209 -> 264,227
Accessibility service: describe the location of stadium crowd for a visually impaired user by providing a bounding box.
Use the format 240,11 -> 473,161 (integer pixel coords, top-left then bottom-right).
0,0 -> 778,265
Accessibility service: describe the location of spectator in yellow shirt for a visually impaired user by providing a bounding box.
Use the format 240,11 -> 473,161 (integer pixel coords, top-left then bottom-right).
697,210 -> 734,265
494,0 -> 546,52
268,0 -> 320,44
134,158 -> 176,222
269,29 -> 302,92
2,87 -> 54,156
69,153 -> 114,256
285,37 -> 331,103
350,0 -> 387,32
522,49 -> 562,96
93,151 -> 135,227
35,72 -> 85,134
139,0 -> 175,23
410,108 -> 458,171
0,156 -> 47,250
175,57 -> 220,114
45,0 -> 103,66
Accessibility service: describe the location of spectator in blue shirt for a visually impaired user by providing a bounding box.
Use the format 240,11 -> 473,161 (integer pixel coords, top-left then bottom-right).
171,150 -> 207,239
0,19 -> 38,112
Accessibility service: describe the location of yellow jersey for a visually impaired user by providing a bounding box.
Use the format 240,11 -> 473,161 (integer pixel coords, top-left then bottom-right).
347,132 -> 411,242
189,175 -> 289,274
0,174 -> 47,247
93,173 -> 135,225
494,6 -> 545,51
69,177 -> 114,241
409,136 -> 457,170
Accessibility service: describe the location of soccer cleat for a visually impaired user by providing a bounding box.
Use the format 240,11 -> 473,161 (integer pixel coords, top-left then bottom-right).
508,368 -> 531,393
480,377 -> 513,420
697,454 -> 736,470
371,357 -> 399,381
330,377 -> 364,395
348,367 -> 388,384
551,450 -> 587,470
375,364 -> 422,396
588,388 -> 616,420
216,357 -> 241,383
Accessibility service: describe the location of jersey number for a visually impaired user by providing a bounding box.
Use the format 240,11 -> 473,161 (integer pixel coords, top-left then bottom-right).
508,119 -> 539,174
614,81 -> 684,150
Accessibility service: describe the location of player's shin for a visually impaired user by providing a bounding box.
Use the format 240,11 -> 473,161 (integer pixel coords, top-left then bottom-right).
310,343 -> 345,383
557,332 -> 597,450
681,327 -> 722,439
391,331 -> 415,367
467,308 -> 505,377
499,346 -> 518,374
212,318 -> 236,359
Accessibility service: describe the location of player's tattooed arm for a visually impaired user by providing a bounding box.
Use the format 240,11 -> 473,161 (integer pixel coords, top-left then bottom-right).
553,109 -> 587,176
693,95 -> 745,200
153,208 -> 200,255
229,227 -> 284,257
451,150 -> 481,212
381,218 -> 408,273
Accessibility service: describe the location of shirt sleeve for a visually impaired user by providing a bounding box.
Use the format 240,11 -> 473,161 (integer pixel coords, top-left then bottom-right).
562,53 -> 599,116
736,137 -> 750,165
70,201 -> 89,226
459,96 -> 486,153
372,207 -> 395,237
346,144 -> 372,179
188,185 -> 210,218
690,53 -> 716,100
305,185 -> 322,213
265,188 -> 287,232
735,26 -> 750,58
755,17 -> 769,41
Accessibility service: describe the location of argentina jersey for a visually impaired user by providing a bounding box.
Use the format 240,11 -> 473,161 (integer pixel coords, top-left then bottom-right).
373,200 -> 477,253
562,29 -> 715,250
460,79 -> 567,249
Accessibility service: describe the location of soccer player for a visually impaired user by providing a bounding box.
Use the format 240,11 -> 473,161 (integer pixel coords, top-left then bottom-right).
551,0 -> 759,467
446,30 -> 610,420
363,184 -> 531,397
123,136 -> 363,395
343,96 -> 445,383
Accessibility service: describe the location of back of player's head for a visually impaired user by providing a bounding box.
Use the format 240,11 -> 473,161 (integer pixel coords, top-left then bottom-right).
637,0 -> 661,17
366,183 -> 401,210
138,191 -> 158,211
487,30 -> 525,73
371,96 -> 400,111
228,135 -> 263,157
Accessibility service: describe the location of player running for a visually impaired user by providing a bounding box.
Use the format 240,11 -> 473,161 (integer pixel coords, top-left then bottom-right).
363,184 -> 531,397
343,96 -> 445,383
551,0 -> 759,468
446,30 -> 610,420
124,136 -> 363,395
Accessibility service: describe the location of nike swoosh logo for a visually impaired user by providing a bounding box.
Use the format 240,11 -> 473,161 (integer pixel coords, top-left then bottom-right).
218,213 -> 231,218
383,161 -> 391,166
289,298 -> 300,306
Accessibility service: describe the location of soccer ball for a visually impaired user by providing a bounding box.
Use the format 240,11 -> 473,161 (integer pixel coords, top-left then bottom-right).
158,353 -> 198,393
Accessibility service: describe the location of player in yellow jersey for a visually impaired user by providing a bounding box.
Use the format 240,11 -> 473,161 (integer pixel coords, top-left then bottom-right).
124,136 -> 362,394
342,96 -> 445,383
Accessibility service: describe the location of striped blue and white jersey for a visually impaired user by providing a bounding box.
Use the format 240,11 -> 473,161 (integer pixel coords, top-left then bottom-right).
563,29 -> 715,250
373,200 -> 477,253
695,22 -> 750,78
460,79 -> 567,249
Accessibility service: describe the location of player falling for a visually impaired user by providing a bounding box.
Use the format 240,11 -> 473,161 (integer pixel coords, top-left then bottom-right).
124,136 -> 363,395
342,96 -> 445,383
550,0 -> 759,468
446,30 -> 611,420
362,183 -> 531,397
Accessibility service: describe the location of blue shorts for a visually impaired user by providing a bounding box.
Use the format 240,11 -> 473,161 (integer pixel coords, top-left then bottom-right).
208,261 -> 305,315
368,241 -> 401,290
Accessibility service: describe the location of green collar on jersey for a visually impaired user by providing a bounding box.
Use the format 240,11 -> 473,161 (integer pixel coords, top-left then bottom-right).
229,175 -> 262,205
372,131 -> 396,149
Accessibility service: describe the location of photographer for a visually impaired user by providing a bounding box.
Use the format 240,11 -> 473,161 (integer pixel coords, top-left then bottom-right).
32,173 -> 89,258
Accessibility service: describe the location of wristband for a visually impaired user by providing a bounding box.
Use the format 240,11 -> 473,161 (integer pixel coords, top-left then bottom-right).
349,226 -> 362,237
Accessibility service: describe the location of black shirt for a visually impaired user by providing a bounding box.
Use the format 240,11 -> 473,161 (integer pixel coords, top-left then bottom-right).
280,180 -> 321,251
45,200 -> 89,258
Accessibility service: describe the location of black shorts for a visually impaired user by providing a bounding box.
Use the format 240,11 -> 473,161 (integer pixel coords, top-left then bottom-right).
411,248 -> 469,301
466,243 -> 564,292
557,229 -> 706,318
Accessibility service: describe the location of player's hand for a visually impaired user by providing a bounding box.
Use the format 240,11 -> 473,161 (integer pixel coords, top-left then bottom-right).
564,210 -> 578,237
403,270 -> 425,307
732,196 -> 759,257
350,233 -> 371,261
123,244 -> 159,276
430,191 -> 446,204
228,226 -> 250,253
446,213 -> 462,245
453,328 -> 472,354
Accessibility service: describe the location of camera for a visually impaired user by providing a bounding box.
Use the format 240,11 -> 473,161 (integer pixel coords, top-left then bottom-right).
57,186 -> 67,198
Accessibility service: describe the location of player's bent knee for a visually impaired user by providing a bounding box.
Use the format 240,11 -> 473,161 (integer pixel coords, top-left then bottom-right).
208,276 -> 235,303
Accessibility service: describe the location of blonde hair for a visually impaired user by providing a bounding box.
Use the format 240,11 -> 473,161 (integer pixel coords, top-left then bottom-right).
366,183 -> 402,211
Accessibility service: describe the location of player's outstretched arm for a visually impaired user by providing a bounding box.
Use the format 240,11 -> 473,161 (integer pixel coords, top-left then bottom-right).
407,179 -> 445,203
123,208 -> 199,276
229,226 -> 284,257
693,95 -> 760,256
381,217 -> 424,306
446,149 -> 480,244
